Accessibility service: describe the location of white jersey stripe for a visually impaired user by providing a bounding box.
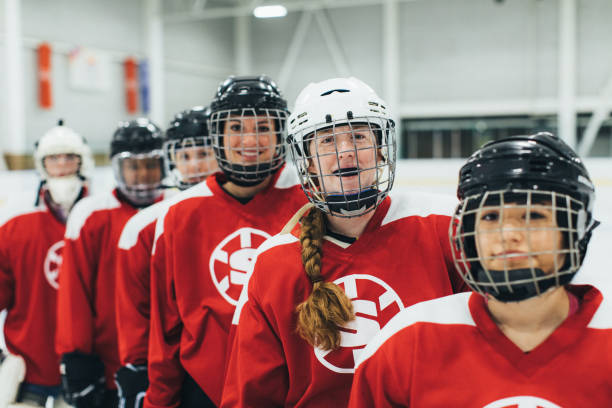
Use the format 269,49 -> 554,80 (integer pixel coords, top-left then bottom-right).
151,182 -> 213,254
65,191 -> 120,240
355,292 -> 474,369
382,191 -> 457,226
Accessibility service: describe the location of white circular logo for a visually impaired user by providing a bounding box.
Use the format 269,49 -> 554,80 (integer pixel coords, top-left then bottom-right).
44,240 -> 64,290
209,227 -> 271,305
314,274 -> 403,374
483,396 -> 562,408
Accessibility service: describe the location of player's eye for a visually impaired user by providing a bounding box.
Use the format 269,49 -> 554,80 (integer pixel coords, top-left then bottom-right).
230,124 -> 242,132
480,211 -> 499,222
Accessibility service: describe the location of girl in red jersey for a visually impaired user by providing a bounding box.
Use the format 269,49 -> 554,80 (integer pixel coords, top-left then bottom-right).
57,119 -> 167,408
0,120 -> 93,407
144,76 -> 307,408
221,77 -> 467,408
114,107 -> 218,408
349,132 -> 611,408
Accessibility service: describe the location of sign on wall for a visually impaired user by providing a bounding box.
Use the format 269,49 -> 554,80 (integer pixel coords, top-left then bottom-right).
68,47 -> 111,92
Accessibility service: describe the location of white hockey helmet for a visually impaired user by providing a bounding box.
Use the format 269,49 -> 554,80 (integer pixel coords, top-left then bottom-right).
34,119 -> 94,180
287,77 -> 396,217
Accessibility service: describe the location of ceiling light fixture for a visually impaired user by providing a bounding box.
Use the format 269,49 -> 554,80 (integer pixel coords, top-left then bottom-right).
253,5 -> 287,18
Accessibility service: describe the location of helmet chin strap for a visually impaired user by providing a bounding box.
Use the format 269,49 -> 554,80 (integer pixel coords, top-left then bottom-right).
324,188 -> 378,217
222,162 -> 278,187
474,266 -> 575,302
45,175 -> 85,213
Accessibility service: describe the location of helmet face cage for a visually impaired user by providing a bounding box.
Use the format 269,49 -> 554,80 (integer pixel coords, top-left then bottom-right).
209,108 -> 287,185
111,150 -> 166,206
450,189 -> 586,301
289,116 -> 396,218
163,136 -> 218,189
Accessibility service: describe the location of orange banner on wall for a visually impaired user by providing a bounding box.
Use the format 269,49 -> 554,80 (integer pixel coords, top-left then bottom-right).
124,57 -> 139,114
37,43 -> 52,109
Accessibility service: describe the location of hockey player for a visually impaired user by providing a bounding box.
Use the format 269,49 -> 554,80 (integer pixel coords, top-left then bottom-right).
144,75 -> 307,408
114,107 -> 218,408
221,77 -> 467,408
56,119 -> 166,408
348,132 -> 610,407
0,121 -> 93,407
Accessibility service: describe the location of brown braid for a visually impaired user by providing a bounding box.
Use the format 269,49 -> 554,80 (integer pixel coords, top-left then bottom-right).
295,208 -> 355,350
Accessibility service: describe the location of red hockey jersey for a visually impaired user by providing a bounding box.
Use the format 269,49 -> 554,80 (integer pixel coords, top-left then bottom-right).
56,189 -> 139,389
349,285 -> 612,408
145,167 -> 306,408
221,192 -> 467,408
0,202 -> 66,386
116,191 -> 178,366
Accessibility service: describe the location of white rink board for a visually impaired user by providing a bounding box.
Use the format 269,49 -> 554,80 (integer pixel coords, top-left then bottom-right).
0,159 -> 611,350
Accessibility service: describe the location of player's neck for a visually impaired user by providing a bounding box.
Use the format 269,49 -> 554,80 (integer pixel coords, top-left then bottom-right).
222,175 -> 272,199
487,286 -> 570,352
325,210 -> 376,240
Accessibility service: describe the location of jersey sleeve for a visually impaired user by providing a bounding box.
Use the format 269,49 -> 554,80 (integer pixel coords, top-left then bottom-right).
0,222 -> 15,311
116,222 -> 155,365
144,212 -> 184,408
435,215 -> 470,293
56,211 -> 100,356
221,257 -> 289,408
348,334 -> 412,408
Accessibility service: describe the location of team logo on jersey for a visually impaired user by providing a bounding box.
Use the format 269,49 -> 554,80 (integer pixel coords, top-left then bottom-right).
44,240 -> 64,290
483,396 -> 561,408
314,274 -> 404,374
209,228 -> 271,305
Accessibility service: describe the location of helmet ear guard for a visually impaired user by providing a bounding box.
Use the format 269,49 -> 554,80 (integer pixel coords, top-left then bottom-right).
450,132 -> 598,302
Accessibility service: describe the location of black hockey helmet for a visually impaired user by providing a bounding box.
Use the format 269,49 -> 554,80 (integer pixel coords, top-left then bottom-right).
166,106 -> 210,143
164,107 -> 218,189
210,75 -> 288,112
451,132 -> 597,302
110,118 -> 164,158
209,75 -> 289,186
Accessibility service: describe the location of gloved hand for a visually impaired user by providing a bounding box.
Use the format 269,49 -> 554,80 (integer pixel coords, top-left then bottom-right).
60,352 -> 106,408
115,364 -> 148,408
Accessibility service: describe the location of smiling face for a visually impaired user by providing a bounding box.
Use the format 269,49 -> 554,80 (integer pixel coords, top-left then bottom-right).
222,115 -> 278,165
306,124 -> 381,194
475,202 -> 566,275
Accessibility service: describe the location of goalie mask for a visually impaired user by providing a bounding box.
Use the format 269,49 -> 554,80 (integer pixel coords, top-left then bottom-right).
287,77 -> 396,218
110,118 -> 166,207
34,119 -> 93,213
165,106 -> 218,189
450,132 -> 597,302
209,75 -> 289,186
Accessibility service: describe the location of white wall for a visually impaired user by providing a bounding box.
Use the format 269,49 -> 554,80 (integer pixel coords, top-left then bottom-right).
3,0 -> 612,155
247,0 -> 612,116
0,0 -> 234,155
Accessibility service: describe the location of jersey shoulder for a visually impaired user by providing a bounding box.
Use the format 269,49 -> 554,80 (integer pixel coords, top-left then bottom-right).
152,182 -> 214,251
356,292 -> 474,368
382,191 -> 457,226
0,203 -> 45,229
272,164 -> 301,190
118,198 -> 169,250
588,290 -> 612,330
65,191 -> 121,239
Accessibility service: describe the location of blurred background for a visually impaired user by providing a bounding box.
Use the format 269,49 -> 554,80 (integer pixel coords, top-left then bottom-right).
1,0 -> 611,220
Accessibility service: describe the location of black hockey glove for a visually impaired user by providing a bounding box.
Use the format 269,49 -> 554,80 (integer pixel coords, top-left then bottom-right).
60,352 -> 106,408
115,364 -> 148,408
